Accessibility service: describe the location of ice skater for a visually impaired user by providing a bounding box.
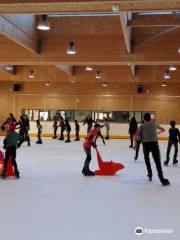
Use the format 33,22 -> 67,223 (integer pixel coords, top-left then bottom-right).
82,123 -> 101,176
16,116 -> 30,147
59,117 -> 66,140
52,113 -> 59,139
83,115 -> 96,136
24,114 -> 31,145
134,120 -> 143,161
65,119 -> 71,143
0,123 -> 21,179
164,120 -> 180,166
74,120 -> 80,141
129,117 -> 138,148
1,113 -> 17,130
36,119 -> 43,144
134,134 -> 142,161
104,118 -> 110,140
134,113 -> 170,186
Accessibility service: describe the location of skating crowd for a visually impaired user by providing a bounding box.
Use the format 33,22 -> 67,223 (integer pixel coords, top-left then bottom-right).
0,112 -> 178,186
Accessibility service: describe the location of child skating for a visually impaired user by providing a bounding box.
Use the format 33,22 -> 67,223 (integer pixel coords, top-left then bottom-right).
36,119 -> 43,144
0,123 -> 21,179
82,123 -> 101,176
74,120 -> 80,141
65,119 -> 71,143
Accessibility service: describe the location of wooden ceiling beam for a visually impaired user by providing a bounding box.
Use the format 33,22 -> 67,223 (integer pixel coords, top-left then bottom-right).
119,12 -> 131,54
55,64 -> 73,76
128,15 -> 180,27
0,15 -> 38,53
119,12 -> 137,77
0,1 -> 180,14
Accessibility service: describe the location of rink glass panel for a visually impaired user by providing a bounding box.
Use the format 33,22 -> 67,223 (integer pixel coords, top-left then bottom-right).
22,109 -> 155,123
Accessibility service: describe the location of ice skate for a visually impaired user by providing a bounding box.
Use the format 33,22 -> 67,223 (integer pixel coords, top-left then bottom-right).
0,170 -> 6,179
160,178 -> 170,186
173,159 -> 178,165
14,168 -> 20,179
147,174 -> 152,182
164,160 -> 169,166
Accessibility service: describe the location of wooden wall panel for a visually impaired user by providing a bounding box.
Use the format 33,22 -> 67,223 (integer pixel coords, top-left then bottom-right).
98,96 -> 131,111
0,94 -> 15,123
0,94 -> 180,124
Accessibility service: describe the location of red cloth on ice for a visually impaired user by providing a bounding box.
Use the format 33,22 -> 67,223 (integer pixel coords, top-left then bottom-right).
94,148 -> 125,175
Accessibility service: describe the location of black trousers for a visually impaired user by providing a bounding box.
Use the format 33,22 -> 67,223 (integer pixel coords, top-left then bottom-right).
18,129 -> 30,147
166,141 -> 178,162
142,142 -> 163,179
37,132 -> 42,142
83,147 -> 91,170
75,130 -> 80,139
4,146 -> 18,170
54,126 -> 58,137
135,141 -> 141,158
60,128 -> 65,139
130,133 -> 134,147
66,131 -> 71,141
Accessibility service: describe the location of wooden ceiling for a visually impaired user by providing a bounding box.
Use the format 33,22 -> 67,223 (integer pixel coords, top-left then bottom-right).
1,0 -> 180,95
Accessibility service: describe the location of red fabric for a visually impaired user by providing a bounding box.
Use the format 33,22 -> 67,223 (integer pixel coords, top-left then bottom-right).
6,157 -> 15,177
0,151 -> 15,177
83,129 -> 97,148
7,123 -> 16,132
0,151 -> 3,173
94,148 -> 125,175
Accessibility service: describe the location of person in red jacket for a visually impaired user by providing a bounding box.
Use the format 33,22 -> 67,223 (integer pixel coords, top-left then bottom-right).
82,124 -> 101,176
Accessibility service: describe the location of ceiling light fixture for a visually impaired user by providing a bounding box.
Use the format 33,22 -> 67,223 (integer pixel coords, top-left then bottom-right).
112,4 -> 119,13
164,70 -> 171,79
37,15 -> 51,31
178,47 -> 180,53
67,41 -> 77,55
28,70 -> 34,79
96,70 -> 101,79
102,82 -> 108,87
169,65 -> 176,71
5,66 -> 13,71
161,82 -> 167,87
85,65 -> 93,71
45,81 -> 51,86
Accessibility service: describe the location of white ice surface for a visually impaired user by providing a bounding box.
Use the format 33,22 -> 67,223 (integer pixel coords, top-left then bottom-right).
0,137 -> 179,240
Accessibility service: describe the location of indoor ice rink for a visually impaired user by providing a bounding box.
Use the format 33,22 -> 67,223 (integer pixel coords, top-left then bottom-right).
1,0 -> 180,240
0,137 -> 179,240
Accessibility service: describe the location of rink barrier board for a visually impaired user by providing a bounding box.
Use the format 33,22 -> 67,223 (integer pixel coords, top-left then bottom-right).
0,131 -> 169,140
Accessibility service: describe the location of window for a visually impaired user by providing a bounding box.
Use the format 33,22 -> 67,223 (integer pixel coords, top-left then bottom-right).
22,109 -> 155,123
74,110 -> 92,122
95,111 -> 112,121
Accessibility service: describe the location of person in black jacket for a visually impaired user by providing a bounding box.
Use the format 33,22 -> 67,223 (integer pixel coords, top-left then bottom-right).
59,117 -> 66,140
83,115 -> 96,136
74,120 -> 80,141
16,116 -> 30,147
24,115 -> 31,146
52,113 -> 59,139
129,117 -> 138,148
65,119 -> 71,143
164,121 -> 180,166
